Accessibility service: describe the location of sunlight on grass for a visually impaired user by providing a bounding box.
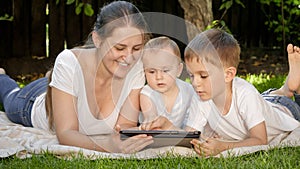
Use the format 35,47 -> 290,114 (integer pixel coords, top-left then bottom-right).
185,73 -> 286,93
240,74 -> 286,93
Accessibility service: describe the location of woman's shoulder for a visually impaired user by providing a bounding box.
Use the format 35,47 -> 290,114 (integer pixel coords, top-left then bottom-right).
56,49 -> 77,62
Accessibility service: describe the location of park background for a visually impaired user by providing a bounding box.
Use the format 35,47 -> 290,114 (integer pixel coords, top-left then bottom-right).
0,0 -> 299,80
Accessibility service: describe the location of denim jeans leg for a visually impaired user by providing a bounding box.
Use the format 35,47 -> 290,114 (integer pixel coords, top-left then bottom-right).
262,88 -> 300,121
294,93 -> 300,108
0,74 -> 19,104
3,77 -> 48,127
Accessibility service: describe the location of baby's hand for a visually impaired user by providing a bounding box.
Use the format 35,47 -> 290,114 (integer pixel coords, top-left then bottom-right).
140,116 -> 175,130
114,124 -> 121,133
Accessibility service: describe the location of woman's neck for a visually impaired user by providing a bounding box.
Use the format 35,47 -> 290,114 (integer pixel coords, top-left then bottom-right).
96,62 -> 113,85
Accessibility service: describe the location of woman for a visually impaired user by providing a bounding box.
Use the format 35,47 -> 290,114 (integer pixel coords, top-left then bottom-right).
0,1 -> 153,153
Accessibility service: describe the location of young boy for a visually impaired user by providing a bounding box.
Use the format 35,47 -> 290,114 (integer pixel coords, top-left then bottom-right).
185,29 -> 300,156
139,36 -> 198,130
147,29 -> 300,157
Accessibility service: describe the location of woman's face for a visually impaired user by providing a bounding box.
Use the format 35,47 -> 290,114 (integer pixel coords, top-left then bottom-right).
100,26 -> 144,79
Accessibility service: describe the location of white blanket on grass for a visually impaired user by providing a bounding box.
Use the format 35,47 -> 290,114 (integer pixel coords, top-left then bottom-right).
0,111 -> 299,159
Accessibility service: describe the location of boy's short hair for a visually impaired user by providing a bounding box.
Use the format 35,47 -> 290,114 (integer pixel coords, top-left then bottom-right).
143,36 -> 182,63
184,29 -> 240,69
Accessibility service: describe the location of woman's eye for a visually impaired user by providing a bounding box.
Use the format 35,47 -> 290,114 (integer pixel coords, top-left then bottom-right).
133,47 -> 141,51
201,75 -> 208,78
115,46 -> 125,51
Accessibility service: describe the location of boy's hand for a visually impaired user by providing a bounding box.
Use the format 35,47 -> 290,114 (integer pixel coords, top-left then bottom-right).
140,116 -> 176,130
191,136 -> 227,157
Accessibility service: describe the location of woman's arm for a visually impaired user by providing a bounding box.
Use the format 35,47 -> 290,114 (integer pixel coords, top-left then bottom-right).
191,121 -> 268,157
116,89 -> 142,129
52,87 -> 106,151
52,87 -> 153,153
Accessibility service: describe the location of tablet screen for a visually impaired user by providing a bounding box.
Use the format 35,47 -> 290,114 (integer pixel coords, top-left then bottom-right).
120,130 -> 201,148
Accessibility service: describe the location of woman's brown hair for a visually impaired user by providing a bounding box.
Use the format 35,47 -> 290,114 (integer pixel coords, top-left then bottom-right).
45,68 -> 54,130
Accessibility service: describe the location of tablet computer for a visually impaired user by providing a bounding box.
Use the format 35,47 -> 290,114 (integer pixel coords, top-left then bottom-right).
119,130 -> 201,148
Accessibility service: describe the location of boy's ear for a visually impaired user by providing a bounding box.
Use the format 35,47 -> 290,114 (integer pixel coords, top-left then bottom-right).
224,66 -> 236,82
92,31 -> 101,48
177,63 -> 183,77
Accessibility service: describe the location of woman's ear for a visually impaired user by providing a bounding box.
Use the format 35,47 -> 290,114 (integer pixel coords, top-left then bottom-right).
224,66 -> 237,82
177,63 -> 183,77
92,31 -> 101,48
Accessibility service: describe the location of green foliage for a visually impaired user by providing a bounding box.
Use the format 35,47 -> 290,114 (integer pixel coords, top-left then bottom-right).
56,0 -> 94,16
219,0 -> 245,10
257,0 -> 300,45
206,0 -> 245,33
206,20 -> 232,34
0,14 -> 13,21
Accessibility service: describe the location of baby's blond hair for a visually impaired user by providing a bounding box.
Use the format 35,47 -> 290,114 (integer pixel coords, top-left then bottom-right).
143,36 -> 181,63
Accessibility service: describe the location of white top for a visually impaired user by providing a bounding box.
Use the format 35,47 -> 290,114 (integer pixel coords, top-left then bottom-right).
186,77 -> 300,142
31,49 -> 145,135
140,78 -> 198,129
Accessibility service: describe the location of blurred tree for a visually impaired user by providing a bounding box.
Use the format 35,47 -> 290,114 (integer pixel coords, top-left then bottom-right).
178,0 -> 213,40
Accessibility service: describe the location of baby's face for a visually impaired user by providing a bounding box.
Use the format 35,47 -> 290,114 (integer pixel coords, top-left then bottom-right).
185,56 -> 225,101
142,47 -> 180,93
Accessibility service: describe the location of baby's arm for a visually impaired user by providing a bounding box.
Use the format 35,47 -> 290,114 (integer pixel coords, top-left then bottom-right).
191,121 -> 268,157
140,94 -> 160,129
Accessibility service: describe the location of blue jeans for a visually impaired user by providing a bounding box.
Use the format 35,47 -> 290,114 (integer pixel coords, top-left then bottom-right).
262,88 -> 300,121
0,74 -> 48,127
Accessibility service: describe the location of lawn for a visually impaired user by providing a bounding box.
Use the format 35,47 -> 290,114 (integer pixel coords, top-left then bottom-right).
1,147 -> 299,168
1,73 -> 299,169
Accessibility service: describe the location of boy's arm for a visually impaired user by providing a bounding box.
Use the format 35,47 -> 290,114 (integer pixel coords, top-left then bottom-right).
191,121 -> 268,157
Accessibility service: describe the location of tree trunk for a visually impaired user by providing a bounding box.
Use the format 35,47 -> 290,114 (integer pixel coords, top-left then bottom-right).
178,0 -> 213,40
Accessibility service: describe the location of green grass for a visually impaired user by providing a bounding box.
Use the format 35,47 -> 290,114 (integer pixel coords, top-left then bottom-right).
0,147 -> 299,168
240,73 -> 286,93
0,73 -> 299,168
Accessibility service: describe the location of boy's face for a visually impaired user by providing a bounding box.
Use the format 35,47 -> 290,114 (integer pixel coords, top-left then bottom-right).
143,47 -> 180,93
185,57 -> 225,101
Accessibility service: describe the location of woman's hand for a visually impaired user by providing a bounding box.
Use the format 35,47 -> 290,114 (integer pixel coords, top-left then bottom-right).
104,132 -> 153,153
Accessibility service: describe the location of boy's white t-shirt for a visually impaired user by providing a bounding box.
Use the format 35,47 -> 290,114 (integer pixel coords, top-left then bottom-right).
31,49 -> 145,135
140,78 -> 198,129
187,77 -> 300,142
